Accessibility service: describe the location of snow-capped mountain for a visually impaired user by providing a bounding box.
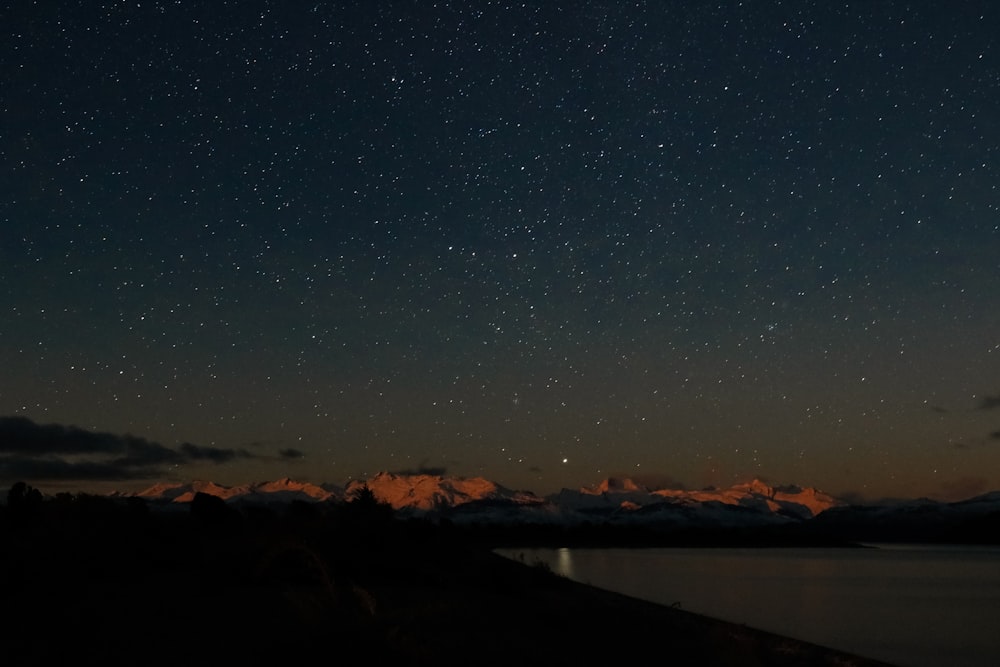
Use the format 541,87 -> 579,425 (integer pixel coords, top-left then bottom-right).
346,471 -> 544,512
547,477 -> 842,527
136,477 -> 340,505
652,479 -> 841,520
133,474 -> 840,523
126,474 -> 1000,541
549,476 -> 662,512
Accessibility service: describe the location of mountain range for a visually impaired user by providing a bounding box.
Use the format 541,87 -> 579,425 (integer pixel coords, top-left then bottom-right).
127,472 -> 1000,542
134,477 -> 337,505
130,473 -> 841,525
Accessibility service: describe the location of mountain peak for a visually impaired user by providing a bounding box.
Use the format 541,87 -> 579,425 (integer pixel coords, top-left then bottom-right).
728,478 -> 776,498
349,472 -> 521,511
588,477 -> 647,494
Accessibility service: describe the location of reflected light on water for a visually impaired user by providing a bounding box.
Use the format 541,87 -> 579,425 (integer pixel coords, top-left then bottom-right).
499,545 -> 1000,667
557,548 -> 574,580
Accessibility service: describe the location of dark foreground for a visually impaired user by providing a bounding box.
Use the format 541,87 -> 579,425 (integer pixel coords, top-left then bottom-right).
1,493 -> 895,666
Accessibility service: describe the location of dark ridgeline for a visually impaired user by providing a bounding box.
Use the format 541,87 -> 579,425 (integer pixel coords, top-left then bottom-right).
0,481 -> 897,666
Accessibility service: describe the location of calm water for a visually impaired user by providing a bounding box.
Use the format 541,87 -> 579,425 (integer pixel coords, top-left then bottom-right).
497,544 -> 1000,667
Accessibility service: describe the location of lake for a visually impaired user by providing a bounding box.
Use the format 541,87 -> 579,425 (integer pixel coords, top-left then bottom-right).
497,544 -> 1000,667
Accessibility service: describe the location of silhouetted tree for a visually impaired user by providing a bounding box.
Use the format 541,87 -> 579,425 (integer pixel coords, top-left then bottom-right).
7,481 -> 43,515
52,491 -> 75,505
348,483 -> 379,508
344,483 -> 394,525
190,491 -> 241,532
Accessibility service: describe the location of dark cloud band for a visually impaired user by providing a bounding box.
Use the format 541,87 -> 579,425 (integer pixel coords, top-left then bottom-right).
978,395 -> 1000,411
0,416 -> 260,483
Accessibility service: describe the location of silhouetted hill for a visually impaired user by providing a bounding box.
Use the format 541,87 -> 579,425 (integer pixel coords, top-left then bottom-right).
0,487 -> 895,666
807,493 -> 1000,544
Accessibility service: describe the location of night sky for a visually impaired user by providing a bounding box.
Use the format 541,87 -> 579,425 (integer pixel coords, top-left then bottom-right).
2,1 -> 999,500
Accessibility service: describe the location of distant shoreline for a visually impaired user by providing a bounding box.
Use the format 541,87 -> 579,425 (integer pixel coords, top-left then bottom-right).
2,493 -> 900,666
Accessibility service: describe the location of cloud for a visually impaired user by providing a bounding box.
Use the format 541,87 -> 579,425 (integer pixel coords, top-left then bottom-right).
390,465 -> 449,477
0,415 -> 172,458
0,456 -> 163,482
179,442 -> 254,463
977,394 -> 1000,410
278,448 -> 304,460
949,430 -> 1000,449
389,459 -> 448,477
0,416 -> 257,483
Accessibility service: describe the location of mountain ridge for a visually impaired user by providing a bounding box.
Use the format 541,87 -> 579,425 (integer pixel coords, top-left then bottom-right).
116,472 -> 1000,542
130,473 -> 844,523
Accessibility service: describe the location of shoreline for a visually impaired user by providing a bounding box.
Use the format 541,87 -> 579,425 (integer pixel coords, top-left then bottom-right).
2,499 -> 898,665
372,544 -> 900,667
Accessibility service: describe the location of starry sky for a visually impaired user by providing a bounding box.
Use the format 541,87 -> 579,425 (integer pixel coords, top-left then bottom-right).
2,1 -> 999,500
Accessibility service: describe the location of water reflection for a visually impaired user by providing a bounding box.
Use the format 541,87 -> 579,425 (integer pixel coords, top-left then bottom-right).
557,547 -> 574,580
498,545 -> 1000,667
